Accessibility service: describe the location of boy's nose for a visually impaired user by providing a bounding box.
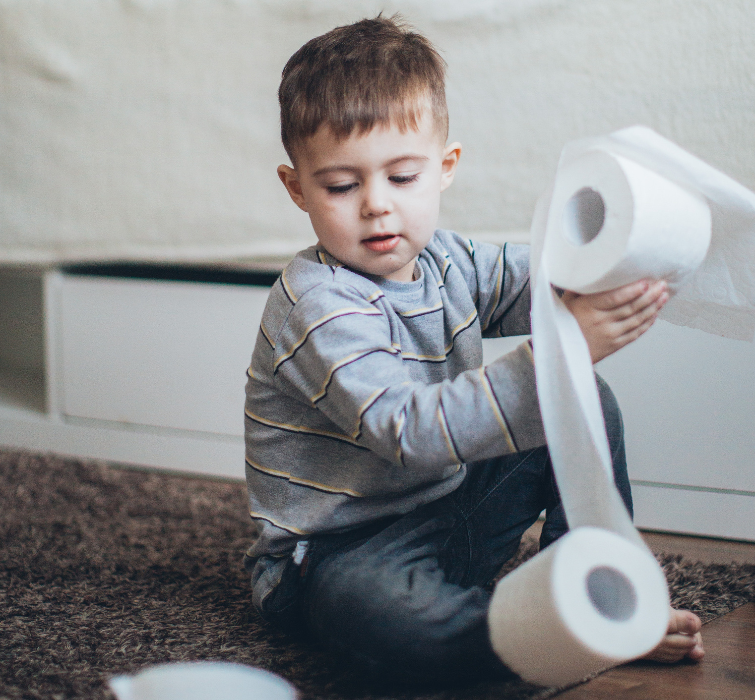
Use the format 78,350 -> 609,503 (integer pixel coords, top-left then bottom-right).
360,181 -> 392,218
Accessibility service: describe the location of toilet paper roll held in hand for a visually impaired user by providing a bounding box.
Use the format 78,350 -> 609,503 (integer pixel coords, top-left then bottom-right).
545,148 -> 712,295
488,527 -> 670,688
550,125 -> 755,340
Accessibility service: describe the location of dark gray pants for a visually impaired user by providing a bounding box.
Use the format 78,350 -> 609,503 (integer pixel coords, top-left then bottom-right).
256,377 -> 631,685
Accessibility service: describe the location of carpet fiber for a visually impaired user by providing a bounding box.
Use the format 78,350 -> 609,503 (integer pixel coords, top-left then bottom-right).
2,449 -> 754,700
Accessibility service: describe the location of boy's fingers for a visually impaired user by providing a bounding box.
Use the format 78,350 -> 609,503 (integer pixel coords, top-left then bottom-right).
612,282 -> 668,321
612,312 -> 657,350
583,279 -> 667,316
584,279 -> 651,311
610,288 -> 668,346
615,290 -> 668,336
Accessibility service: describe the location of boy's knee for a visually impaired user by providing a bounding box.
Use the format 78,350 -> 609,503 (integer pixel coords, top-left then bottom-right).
306,542 -> 441,645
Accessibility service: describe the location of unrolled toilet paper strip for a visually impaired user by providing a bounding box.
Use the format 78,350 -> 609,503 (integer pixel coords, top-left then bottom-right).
489,127 -> 755,686
532,143 -> 713,543
489,527 -> 670,688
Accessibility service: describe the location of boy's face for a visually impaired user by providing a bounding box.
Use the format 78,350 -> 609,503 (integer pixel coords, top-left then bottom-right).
278,112 -> 461,282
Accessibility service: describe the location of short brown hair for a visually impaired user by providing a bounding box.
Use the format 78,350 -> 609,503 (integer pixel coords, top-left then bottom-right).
279,14 -> 448,162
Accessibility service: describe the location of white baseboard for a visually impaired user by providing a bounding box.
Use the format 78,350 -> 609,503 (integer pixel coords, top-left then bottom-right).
4,402 -> 754,541
0,405 -> 245,481
632,481 -> 755,542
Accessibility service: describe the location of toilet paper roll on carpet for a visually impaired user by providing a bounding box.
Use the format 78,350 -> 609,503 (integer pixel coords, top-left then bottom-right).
489,127 -> 755,687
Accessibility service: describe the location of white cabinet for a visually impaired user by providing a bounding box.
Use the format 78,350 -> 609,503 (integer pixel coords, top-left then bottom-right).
597,321 -> 755,541
58,276 -> 267,436
485,326 -> 755,541
1,263 -> 754,540
598,322 -> 755,494
0,264 -> 275,479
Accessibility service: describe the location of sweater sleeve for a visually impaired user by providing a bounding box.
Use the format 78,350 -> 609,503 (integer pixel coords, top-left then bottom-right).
273,282 -> 545,474
450,235 -> 532,338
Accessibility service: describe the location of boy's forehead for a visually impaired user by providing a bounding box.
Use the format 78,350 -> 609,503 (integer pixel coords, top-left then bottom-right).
293,111 -> 446,167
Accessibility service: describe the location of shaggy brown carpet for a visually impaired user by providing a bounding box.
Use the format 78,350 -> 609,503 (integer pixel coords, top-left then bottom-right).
1,449 -> 754,700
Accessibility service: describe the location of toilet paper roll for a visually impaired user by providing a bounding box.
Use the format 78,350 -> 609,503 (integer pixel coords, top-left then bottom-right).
553,126 -> 755,341
489,128 -> 744,686
545,149 -> 712,295
108,661 -> 297,700
489,527 -> 670,688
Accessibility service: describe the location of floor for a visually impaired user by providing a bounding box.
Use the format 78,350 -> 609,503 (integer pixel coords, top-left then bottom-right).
641,529 -> 755,565
520,523 -> 755,700
557,604 -> 755,700
524,520 -> 755,565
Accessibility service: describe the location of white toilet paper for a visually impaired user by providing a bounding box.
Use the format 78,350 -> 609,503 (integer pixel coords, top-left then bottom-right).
489,527 -> 670,688
556,126 -> 755,341
491,127 -> 755,686
545,149 -> 711,295
108,661 -> 297,700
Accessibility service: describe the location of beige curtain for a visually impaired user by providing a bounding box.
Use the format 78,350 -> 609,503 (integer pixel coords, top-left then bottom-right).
1,0 -> 753,264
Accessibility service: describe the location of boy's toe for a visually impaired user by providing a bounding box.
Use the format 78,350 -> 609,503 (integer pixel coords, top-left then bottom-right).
640,609 -> 705,664
671,609 -> 702,636
687,632 -> 705,661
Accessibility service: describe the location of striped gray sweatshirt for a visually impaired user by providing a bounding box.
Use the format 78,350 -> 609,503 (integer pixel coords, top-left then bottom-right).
244,229 -> 544,559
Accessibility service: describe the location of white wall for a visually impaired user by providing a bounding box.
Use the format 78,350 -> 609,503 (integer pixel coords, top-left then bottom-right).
1,0 -> 753,261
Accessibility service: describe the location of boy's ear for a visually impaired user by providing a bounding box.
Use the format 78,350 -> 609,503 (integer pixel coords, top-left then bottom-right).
440,142 -> 462,192
278,164 -> 308,212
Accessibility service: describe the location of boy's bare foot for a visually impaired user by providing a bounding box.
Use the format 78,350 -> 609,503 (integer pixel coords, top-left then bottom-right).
642,608 -> 705,663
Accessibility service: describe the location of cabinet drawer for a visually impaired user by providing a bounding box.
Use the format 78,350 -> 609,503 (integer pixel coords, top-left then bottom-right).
59,275 -> 270,436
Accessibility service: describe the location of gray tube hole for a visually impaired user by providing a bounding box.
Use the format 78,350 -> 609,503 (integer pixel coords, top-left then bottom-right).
562,187 -> 606,246
586,565 -> 638,622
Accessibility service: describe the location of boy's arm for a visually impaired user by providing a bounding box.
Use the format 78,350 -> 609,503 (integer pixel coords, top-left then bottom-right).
453,237 -> 531,339
273,283 -> 544,476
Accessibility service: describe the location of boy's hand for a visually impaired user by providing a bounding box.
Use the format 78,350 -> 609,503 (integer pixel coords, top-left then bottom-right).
561,279 -> 669,363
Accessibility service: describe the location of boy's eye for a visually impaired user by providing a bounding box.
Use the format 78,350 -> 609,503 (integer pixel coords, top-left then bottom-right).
326,183 -> 357,194
389,173 -> 419,185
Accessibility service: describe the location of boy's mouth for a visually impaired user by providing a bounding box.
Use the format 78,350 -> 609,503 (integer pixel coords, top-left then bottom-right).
363,233 -> 401,253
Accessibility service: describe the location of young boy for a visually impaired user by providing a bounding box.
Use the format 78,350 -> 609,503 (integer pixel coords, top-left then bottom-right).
244,15 -> 703,684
